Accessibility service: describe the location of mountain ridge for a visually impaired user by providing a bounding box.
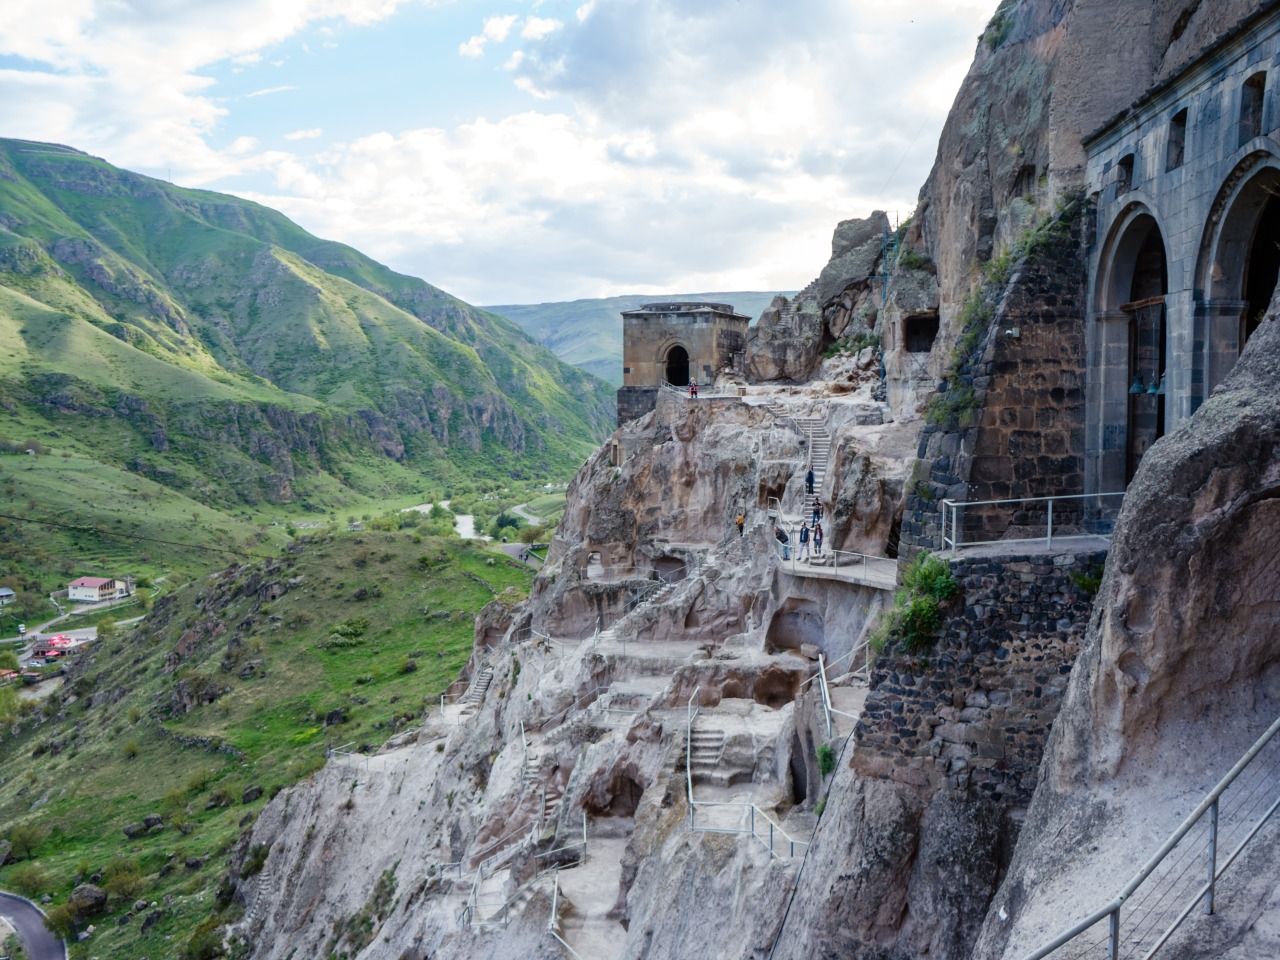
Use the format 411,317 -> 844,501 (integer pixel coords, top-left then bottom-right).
0,138 -> 615,512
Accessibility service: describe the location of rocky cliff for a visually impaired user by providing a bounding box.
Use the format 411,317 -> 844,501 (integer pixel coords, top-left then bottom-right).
972,292 -> 1280,960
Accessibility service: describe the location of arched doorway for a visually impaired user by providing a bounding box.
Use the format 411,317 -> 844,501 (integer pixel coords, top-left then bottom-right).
1122,224 -> 1168,482
665,344 -> 690,386
1094,210 -> 1169,488
1244,190 -> 1280,342
1199,160 -> 1280,395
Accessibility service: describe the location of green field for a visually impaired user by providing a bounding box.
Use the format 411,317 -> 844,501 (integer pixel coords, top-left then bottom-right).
0,531 -> 528,958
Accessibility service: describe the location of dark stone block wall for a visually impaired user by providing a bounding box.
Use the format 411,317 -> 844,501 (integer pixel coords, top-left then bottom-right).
616,386 -> 659,426
901,201 -> 1089,553
853,548 -> 1106,804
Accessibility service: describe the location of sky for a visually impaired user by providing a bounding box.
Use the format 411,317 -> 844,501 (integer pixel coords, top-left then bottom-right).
0,0 -> 996,305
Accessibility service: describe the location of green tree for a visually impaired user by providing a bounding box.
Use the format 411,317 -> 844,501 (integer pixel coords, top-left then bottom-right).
10,822 -> 47,860
0,649 -> 19,672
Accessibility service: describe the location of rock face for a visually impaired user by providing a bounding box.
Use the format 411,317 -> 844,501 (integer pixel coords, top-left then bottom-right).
972,303 -> 1280,960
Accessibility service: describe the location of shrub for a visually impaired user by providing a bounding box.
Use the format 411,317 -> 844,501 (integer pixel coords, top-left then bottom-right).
1070,564 -> 1105,595
240,843 -> 269,879
9,861 -> 50,896
814,797 -> 827,818
399,656 -> 418,675
122,739 -> 140,760
104,857 -> 144,899
870,552 -> 957,656
43,904 -> 79,939
897,246 -> 934,271
816,744 -> 836,776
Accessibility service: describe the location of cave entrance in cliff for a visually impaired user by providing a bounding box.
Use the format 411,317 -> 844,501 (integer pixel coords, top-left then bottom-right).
665,345 -> 690,386
765,598 -> 824,654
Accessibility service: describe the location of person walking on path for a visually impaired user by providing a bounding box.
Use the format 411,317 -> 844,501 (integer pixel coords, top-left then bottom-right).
811,498 -> 822,526
736,511 -> 745,536
805,465 -> 815,495
774,525 -> 790,560
813,522 -> 824,557
798,521 -> 811,561
688,381 -> 695,398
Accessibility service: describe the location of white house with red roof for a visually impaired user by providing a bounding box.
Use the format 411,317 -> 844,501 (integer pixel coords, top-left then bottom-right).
67,576 -> 131,603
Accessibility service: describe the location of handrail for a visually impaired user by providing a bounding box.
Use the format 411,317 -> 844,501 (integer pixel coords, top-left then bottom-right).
1022,711 -> 1280,960
469,812 -> 590,931
548,869 -> 589,960
685,684 -> 807,859
940,491 -> 1126,552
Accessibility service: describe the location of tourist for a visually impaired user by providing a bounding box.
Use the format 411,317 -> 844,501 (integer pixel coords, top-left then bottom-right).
814,522 -> 824,557
688,381 -> 695,398
811,498 -> 822,526
774,525 -> 790,560
736,511 -> 745,536
692,381 -> 699,398
798,521 -> 811,560
805,465 -> 815,495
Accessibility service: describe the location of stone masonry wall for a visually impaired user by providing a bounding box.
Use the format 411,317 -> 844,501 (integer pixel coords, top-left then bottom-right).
853,548 -> 1106,805
900,199 -> 1088,553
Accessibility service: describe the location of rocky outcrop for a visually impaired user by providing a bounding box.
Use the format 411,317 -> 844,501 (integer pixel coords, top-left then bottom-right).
972,298 -> 1280,960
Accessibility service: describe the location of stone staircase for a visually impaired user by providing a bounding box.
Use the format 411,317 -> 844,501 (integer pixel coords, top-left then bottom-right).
764,402 -> 833,514
688,726 -> 725,782
515,749 -> 564,828
244,861 -> 275,929
458,663 -> 494,717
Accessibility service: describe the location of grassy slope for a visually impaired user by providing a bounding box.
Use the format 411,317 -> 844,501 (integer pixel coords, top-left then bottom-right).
0,532 -> 527,958
485,291 -> 793,386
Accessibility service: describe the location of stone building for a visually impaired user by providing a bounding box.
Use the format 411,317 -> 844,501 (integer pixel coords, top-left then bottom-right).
1084,4 -> 1280,492
615,301 -> 750,425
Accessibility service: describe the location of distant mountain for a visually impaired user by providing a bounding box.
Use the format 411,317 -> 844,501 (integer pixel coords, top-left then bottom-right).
0,139 -> 614,515
485,292 -> 794,386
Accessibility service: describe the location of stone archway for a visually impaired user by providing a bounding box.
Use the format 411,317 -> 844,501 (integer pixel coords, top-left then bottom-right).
664,344 -> 690,386
1090,207 -> 1169,491
1197,159 -> 1280,398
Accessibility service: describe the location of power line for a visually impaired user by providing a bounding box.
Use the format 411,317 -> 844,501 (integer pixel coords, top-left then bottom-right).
0,512 -> 283,561
877,115 -> 931,200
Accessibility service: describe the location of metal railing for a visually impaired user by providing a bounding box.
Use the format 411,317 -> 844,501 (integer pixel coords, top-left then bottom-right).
684,685 -> 808,859
1022,712 -> 1280,960
327,742 -> 370,774
464,813 -> 589,931
548,869 -> 588,959
811,653 -> 863,740
940,492 -> 1126,552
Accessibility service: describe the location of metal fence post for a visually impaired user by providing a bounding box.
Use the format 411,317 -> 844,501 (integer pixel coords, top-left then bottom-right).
952,502 -> 960,550
1109,908 -> 1120,960
1207,799 -> 1219,914
1047,499 -> 1054,547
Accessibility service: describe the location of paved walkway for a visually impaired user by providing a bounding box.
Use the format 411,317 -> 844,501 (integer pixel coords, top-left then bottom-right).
777,553 -> 897,590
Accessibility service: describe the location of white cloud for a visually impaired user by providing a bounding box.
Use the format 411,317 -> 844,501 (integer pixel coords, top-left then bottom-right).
246,85 -> 298,98
0,0 -> 995,303
458,13 -> 519,57
522,17 -> 562,41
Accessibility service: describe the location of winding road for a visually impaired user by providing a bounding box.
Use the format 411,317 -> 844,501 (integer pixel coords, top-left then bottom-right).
0,891 -> 66,960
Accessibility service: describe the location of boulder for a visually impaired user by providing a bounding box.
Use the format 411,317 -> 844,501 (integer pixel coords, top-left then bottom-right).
68,883 -> 107,917
816,212 -> 890,306
122,822 -> 146,839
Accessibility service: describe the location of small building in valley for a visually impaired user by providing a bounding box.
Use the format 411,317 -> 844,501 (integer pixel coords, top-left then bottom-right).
67,576 -> 132,603
0,587 -> 14,606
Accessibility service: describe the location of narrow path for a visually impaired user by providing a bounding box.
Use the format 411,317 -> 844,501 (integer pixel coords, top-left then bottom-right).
0,891 -> 66,960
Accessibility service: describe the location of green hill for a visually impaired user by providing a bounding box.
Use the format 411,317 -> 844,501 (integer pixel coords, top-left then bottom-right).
485,291 -> 794,385
0,138 -> 614,513
0,532 -> 528,958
